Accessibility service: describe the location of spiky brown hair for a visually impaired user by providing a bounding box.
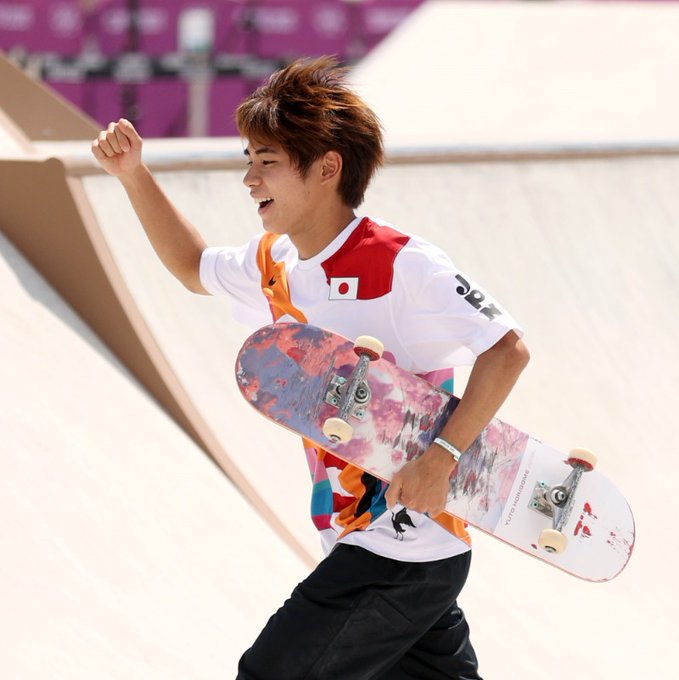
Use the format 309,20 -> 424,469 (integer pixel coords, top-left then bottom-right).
236,56 -> 384,208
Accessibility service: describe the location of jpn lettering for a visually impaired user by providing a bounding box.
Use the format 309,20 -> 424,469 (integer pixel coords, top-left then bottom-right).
455,274 -> 503,321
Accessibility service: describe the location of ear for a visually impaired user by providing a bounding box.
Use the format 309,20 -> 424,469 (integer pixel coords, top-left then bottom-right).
320,150 -> 343,185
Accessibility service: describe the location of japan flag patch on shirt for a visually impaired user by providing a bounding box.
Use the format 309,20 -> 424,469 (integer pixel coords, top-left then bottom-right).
329,277 -> 359,300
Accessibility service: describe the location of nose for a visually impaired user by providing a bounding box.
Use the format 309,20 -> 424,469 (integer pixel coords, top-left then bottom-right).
243,164 -> 260,188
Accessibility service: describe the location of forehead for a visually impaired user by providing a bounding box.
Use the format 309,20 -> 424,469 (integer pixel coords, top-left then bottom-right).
243,138 -> 284,156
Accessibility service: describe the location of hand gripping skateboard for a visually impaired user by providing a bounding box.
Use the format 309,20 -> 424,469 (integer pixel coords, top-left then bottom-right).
235,323 -> 634,582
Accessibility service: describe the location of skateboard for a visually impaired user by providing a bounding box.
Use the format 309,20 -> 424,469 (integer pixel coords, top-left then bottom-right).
235,323 -> 634,582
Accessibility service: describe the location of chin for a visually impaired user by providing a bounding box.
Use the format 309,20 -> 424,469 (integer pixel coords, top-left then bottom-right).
261,220 -> 288,235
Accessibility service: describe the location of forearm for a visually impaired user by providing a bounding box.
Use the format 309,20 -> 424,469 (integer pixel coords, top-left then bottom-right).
436,330 -> 529,458
119,164 -> 208,294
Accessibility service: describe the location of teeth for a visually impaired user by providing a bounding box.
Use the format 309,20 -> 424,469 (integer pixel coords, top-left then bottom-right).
255,197 -> 273,205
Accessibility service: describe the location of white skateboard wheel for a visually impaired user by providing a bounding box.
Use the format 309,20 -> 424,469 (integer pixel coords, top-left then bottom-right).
323,417 -> 354,443
353,336 -> 384,361
567,447 -> 597,472
539,529 -> 568,554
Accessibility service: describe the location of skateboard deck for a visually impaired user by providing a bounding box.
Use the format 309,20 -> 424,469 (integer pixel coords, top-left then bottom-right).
235,323 -> 634,582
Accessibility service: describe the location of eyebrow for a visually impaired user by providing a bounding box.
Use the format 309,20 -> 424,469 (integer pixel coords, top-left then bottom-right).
243,145 -> 279,157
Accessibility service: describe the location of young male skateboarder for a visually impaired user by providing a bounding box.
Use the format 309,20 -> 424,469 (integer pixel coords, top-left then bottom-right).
92,56 -> 529,679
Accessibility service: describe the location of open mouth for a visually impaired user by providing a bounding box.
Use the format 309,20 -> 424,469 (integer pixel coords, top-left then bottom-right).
256,198 -> 274,213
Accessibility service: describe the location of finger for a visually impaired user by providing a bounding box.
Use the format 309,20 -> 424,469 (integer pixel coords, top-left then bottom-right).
429,493 -> 449,518
408,500 -> 428,514
113,123 -> 131,153
385,478 -> 402,510
105,121 -> 124,154
117,118 -> 142,146
94,128 -> 116,157
91,138 -> 106,161
95,122 -> 125,157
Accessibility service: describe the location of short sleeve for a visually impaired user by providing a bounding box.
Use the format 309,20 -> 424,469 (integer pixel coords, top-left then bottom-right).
199,235 -> 271,328
392,238 -> 523,371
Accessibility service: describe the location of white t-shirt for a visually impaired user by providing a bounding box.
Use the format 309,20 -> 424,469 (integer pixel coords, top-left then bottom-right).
200,216 -> 522,561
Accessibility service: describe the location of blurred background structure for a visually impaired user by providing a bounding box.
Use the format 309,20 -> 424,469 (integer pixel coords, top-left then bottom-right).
0,0 -> 424,136
1,1 -> 679,678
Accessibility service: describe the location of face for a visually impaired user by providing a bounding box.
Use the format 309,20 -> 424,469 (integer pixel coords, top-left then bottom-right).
242,139 -> 320,237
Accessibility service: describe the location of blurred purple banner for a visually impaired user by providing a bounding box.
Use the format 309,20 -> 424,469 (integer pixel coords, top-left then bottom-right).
0,1 -> 421,56
1,1 -> 423,136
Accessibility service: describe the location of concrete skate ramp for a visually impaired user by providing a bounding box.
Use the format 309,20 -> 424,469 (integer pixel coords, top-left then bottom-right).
351,0 -> 679,149
0,106 -> 32,157
0,231 -> 308,678
0,51 -> 100,143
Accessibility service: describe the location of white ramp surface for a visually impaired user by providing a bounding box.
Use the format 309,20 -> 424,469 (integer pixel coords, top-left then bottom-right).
0,107 -> 32,158
0,232 -> 308,679
351,0 -> 679,148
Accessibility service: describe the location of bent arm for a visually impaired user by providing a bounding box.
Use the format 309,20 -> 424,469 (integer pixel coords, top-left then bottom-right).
118,165 -> 208,294
92,119 -> 208,294
437,330 -> 530,454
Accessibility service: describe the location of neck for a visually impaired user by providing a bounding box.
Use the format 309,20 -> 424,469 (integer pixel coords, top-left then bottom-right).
293,205 -> 357,260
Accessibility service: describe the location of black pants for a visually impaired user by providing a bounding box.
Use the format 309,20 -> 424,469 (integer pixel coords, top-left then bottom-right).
237,544 -> 482,680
